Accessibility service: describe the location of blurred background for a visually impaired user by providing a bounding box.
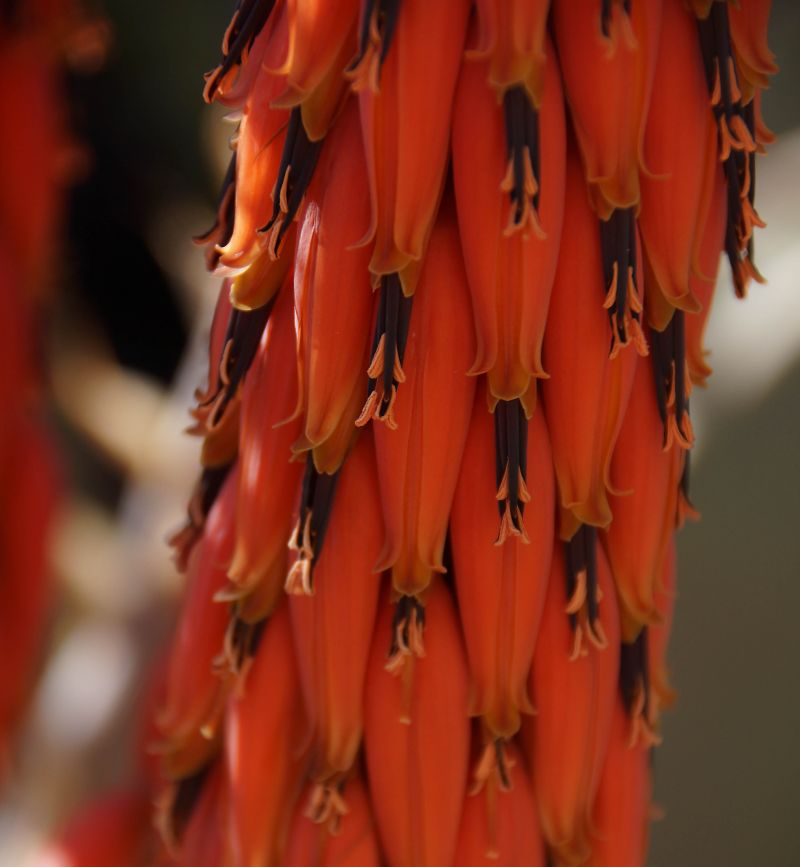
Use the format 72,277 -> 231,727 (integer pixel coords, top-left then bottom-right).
0,2 -> 798,865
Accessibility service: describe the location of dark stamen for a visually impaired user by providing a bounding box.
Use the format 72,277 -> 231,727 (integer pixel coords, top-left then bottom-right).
210,297 -> 275,425
494,739 -> 512,791
564,525 -> 601,636
167,764 -> 212,845
650,312 -> 691,448
228,613 -> 267,669
598,207 -> 643,355
697,4 -> 761,297
620,629 -> 651,720
502,86 -> 541,230
349,0 -> 402,79
291,455 -> 341,590
204,0 -> 276,102
259,108 -> 323,256
494,399 -> 529,543
360,273 -> 413,426
389,595 -> 426,659
194,152 -> 237,271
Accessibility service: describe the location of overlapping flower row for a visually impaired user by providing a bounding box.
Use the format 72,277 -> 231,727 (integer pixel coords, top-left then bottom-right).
141,2 -> 774,867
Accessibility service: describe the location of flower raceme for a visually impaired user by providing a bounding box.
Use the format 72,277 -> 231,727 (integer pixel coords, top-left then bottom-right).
43,1 -> 775,865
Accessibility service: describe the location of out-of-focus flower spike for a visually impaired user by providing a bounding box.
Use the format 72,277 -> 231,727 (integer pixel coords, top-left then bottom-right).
450,383 -> 554,739
354,0 -> 471,294
639,0 -> 714,317
455,742 -> 546,866
225,602 -> 306,867
585,698 -> 652,867
648,537 -> 677,722
728,0 -> 777,96
0,417 -> 59,758
553,0 -> 662,218
288,434 -> 384,781
452,42 -> 566,412
469,0 -> 550,107
603,359 -> 684,641
522,536 -> 620,866
369,206 -> 476,597
32,789 -> 152,867
364,579 -> 470,867
542,149 -> 639,539
203,0 -> 278,104
259,106 -> 324,259
284,775 -> 381,867
157,469 -> 238,779
293,98 -> 375,456
228,279 -> 304,599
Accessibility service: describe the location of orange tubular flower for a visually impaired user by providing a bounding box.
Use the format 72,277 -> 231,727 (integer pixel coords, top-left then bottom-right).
586,698 -> 652,867
452,36 -> 565,413
450,385 -> 554,739
369,206 -> 476,597
284,775 -> 381,867
293,97 -> 374,463
542,147 -> 639,538
364,580 -> 470,867
455,742 -> 546,866
354,0 -> 471,291
38,2 -> 777,865
639,0 -> 715,317
228,279 -> 304,602
553,0 -> 662,218
603,359 -> 685,641
157,470 -> 238,779
287,434 -> 383,782
522,537 -> 620,866
225,603 -> 305,867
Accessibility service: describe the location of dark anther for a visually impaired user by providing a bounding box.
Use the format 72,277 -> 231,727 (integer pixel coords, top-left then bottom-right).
494,399 -> 529,543
349,0 -> 402,79
204,0 -> 277,102
600,0 -> 632,39
502,85 -> 541,231
359,272 -> 413,427
292,455 -> 341,587
194,152 -> 237,272
620,630 -> 651,720
167,763 -> 212,845
564,525 -> 601,635
259,108 -> 323,256
697,4 -> 761,297
650,312 -> 691,448
171,461 -> 235,572
389,595 -> 426,659
228,613 -> 267,670
494,740 -> 512,791
598,207 -> 644,355
208,298 -> 275,426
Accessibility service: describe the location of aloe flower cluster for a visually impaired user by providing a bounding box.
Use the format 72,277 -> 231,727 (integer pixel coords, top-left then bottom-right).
37,1 -> 776,866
